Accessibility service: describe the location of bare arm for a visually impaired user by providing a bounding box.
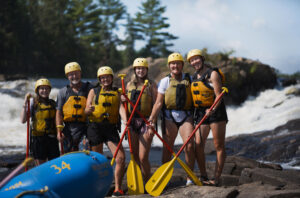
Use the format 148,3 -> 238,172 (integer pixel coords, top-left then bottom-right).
20,93 -> 31,123
209,70 -> 223,112
56,109 -> 64,142
119,93 -> 127,123
84,89 -> 95,115
151,82 -> 158,105
148,92 -> 164,123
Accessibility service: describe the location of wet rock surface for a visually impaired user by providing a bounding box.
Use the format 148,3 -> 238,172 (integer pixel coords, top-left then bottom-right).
106,156 -> 300,197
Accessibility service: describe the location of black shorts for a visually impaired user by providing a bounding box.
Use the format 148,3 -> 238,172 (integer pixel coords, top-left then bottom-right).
63,122 -> 87,152
87,122 -> 120,146
194,100 -> 228,125
31,135 -> 60,161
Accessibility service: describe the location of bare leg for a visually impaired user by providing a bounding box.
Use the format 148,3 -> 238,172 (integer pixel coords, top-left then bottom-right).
130,130 -> 140,165
139,129 -> 154,181
211,121 -> 226,184
179,118 -> 195,179
162,120 -> 178,163
107,141 -> 125,191
195,124 -> 210,180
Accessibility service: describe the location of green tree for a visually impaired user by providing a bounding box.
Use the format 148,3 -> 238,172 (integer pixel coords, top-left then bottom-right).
121,14 -> 142,67
95,0 -> 126,71
0,0 -> 34,74
134,0 -> 177,58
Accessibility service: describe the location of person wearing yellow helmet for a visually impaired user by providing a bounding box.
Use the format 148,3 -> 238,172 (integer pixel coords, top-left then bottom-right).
148,52 -> 196,186
188,49 -> 228,186
21,78 -> 59,166
123,58 -> 157,181
56,62 -> 93,152
85,66 -> 127,196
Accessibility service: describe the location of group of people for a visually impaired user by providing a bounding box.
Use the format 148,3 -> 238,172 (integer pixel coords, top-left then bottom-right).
20,49 -> 228,196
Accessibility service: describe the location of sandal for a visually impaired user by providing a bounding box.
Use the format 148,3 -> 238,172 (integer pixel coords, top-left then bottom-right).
208,178 -> 220,187
200,175 -> 210,185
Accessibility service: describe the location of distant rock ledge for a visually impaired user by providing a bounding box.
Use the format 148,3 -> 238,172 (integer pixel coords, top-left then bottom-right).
0,74 -> 27,81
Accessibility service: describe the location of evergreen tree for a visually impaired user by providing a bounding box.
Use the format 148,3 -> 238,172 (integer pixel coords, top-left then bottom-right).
134,0 -> 177,58
122,14 -> 142,67
0,0 -> 34,74
95,0 -> 126,71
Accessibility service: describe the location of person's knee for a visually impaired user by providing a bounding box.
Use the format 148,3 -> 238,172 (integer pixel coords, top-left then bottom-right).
139,155 -> 149,165
184,142 -> 194,152
116,155 -> 125,165
214,142 -> 225,152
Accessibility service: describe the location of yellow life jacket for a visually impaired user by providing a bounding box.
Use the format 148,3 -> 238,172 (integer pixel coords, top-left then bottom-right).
127,80 -> 153,117
89,86 -> 119,124
191,68 -> 225,107
62,84 -> 89,122
164,73 -> 192,110
32,100 -> 56,136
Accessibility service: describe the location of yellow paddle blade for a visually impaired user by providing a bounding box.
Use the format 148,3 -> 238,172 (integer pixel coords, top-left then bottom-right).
110,158 -> 115,166
127,157 -> 144,195
176,157 -> 202,186
145,158 -> 176,197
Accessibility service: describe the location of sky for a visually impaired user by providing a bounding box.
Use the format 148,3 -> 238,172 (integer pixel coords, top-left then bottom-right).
121,0 -> 300,74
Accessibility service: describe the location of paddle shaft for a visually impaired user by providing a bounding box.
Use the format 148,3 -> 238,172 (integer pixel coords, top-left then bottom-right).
123,93 -> 202,186
120,75 -> 145,195
175,89 -> 226,158
60,130 -> 64,155
25,100 -> 30,171
111,80 -> 148,164
122,94 -> 175,154
120,76 -> 133,153
0,158 -> 33,189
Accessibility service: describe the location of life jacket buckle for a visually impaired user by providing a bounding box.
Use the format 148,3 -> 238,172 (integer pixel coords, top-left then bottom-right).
74,96 -> 81,101
102,102 -> 112,107
73,104 -> 82,109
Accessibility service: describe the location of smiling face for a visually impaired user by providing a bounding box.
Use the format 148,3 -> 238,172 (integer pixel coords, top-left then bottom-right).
169,60 -> 183,75
99,74 -> 113,87
37,85 -> 51,98
189,55 -> 203,71
134,66 -> 148,79
67,70 -> 81,85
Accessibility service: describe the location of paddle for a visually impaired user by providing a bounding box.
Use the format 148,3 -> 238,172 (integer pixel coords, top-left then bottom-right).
121,93 -> 202,186
25,99 -> 30,171
146,87 -> 228,196
119,74 -> 144,195
59,130 -> 64,155
110,79 -> 149,166
0,157 -> 33,189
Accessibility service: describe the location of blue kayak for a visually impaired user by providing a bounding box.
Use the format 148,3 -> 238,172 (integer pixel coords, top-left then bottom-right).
0,151 -> 113,198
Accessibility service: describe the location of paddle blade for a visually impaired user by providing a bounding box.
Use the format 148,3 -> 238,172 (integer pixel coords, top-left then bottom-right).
127,159 -> 144,195
145,159 -> 175,197
176,157 -> 202,186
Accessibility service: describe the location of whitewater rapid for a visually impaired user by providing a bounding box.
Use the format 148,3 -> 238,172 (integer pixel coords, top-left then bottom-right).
0,79 -> 300,155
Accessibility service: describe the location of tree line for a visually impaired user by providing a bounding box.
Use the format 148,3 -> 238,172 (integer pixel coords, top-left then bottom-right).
0,0 -> 177,78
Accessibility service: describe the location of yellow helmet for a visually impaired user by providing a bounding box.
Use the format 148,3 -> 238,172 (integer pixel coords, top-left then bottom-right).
133,58 -> 148,68
97,66 -> 114,77
65,62 -> 81,75
35,78 -> 51,93
168,52 -> 184,64
187,49 -> 203,62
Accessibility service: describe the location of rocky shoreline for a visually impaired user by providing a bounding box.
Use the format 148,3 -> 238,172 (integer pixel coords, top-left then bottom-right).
1,118 -> 300,197
109,156 -> 300,197
105,118 -> 300,197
